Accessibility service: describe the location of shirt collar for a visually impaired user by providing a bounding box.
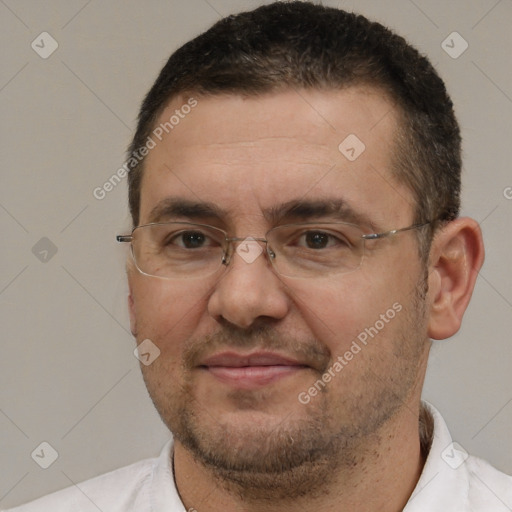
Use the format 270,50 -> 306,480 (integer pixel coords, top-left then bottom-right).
404,400 -> 470,511
150,439 -> 185,512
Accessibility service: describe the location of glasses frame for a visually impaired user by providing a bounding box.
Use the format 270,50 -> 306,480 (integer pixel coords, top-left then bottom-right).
116,220 -> 431,279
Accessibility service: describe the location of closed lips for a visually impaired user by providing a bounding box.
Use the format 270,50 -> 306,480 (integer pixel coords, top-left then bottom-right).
200,351 -> 309,368
199,351 -> 310,388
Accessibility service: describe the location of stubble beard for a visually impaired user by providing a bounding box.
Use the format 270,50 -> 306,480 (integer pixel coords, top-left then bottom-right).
141,275 -> 429,501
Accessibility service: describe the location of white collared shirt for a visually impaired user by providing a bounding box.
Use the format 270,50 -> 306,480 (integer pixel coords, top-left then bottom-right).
4,403 -> 511,511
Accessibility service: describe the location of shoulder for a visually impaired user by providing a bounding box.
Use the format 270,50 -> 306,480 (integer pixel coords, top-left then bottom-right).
409,402 -> 512,512
2,456 -> 157,512
465,454 -> 512,511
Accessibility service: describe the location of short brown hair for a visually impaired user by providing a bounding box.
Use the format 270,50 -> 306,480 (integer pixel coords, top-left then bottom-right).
127,1 -> 461,254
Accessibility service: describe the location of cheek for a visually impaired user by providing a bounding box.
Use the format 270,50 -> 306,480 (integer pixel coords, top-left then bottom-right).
129,275 -> 212,355
288,270 -> 410,357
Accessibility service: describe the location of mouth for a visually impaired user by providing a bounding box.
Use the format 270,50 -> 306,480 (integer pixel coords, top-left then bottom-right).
199,351 -> 310,389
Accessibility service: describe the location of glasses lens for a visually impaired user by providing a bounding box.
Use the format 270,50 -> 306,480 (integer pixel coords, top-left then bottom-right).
131,223 -> 226,279
267,223 -> 365,278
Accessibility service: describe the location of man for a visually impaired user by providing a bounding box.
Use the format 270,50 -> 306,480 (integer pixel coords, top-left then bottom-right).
6,2 -> 511,511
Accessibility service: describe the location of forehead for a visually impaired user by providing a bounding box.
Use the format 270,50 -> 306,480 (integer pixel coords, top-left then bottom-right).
139,87 -> 414,229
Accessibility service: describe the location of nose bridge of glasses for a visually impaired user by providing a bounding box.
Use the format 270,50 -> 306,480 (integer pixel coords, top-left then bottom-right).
221,236 -> 272,267
225,236 -> 268,244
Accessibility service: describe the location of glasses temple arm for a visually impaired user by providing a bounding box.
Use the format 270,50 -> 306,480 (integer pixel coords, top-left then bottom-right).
116,235 -> 133,243
362,221 -> 432,240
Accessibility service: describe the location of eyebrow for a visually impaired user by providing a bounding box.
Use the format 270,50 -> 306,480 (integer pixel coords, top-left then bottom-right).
148,197 -> 227,224
264,198 -> 375,229
147,196 -> 376,230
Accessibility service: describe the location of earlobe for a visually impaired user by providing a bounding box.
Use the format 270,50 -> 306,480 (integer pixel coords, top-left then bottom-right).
427,218 -> 484,340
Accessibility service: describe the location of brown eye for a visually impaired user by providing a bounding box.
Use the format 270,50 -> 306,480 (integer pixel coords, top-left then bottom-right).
304,232 -> 330,249
165,230 -> 214,249
298,230 -> 350,250
179,232 -> 207,248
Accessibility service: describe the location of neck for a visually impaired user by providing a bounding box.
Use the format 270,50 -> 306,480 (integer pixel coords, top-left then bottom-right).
173,401 -> 429,512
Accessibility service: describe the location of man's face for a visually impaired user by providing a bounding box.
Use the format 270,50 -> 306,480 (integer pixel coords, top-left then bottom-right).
127,88 -> 430,493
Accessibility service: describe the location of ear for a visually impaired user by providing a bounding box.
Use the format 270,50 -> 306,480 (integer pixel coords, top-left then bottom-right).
427,217 -> 484,340
128,282 -> 138,338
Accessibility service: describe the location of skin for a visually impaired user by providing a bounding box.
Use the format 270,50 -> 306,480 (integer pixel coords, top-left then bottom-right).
126,88 -> 484,511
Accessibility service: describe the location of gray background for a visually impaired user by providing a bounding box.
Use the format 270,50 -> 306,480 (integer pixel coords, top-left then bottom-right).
0,0 -> 511,507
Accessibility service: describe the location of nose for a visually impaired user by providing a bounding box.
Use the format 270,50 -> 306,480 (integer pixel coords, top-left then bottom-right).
207,239 -> 290,329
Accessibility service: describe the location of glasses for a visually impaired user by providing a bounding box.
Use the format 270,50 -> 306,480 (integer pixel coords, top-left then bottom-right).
116,221 -> 430,279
